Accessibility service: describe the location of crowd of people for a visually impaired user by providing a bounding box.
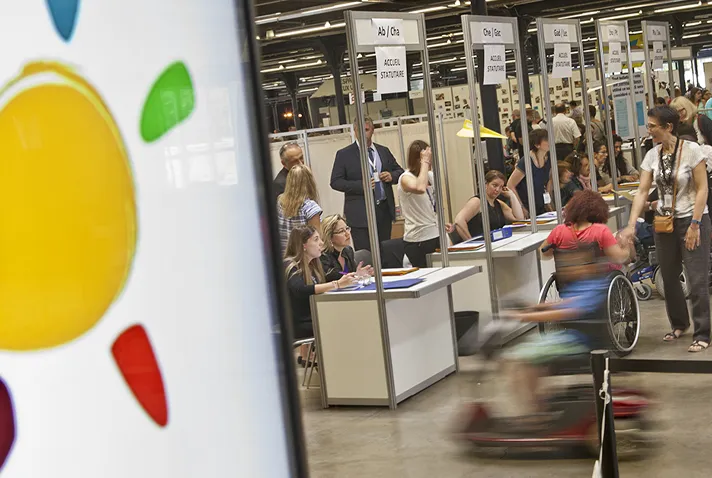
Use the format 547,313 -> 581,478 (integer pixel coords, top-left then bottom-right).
272,91 -> 712,355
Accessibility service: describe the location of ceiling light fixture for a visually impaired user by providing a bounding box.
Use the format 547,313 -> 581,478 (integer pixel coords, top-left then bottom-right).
255,2 -> 361,25
614,2 -> 658,11
654,2 -> 701,13
560,10 -> 600,19
599,10 -> 642,21
274,22 -> 346,38
412,6 -> 448,14
683,33 -> 701,38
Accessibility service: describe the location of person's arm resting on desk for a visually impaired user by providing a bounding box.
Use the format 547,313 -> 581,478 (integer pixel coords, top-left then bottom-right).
330,150 -> 364,195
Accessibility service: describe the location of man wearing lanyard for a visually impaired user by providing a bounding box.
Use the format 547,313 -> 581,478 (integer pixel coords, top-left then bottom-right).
330,116 -> 404,252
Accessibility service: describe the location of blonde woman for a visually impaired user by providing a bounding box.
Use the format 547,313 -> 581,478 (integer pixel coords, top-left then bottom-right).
285,227 -> 357,340
277,165 -> 322,251
320,214 -> 374,282
670,96 -> 712,145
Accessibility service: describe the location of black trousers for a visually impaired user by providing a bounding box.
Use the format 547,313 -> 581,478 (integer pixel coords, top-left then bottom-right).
555,143 -> 574,162
403,236 -> 440,268
654,214 -> 711,342
351,202 -> 393,252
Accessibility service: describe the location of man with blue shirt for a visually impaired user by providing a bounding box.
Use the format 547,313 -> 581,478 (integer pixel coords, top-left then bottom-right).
330,117 -> 404,251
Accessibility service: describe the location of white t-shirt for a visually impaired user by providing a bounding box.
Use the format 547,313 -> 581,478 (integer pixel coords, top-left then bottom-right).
398,171 -> 440,242
552,113 -> 581,144
641,140 -> 709,218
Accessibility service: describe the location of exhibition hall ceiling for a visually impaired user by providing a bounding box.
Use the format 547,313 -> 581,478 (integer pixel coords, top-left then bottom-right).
256,0 -> 712,97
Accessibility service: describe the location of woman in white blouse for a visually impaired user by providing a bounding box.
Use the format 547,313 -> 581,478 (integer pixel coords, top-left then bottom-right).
397,141 -> 442,268
620,105 -> 710,352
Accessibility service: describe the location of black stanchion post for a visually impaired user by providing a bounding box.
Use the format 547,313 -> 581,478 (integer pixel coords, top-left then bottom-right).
591,350 -> 620,478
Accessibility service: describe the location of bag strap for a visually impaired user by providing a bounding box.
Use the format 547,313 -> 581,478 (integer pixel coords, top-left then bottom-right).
671,140 -> 683,212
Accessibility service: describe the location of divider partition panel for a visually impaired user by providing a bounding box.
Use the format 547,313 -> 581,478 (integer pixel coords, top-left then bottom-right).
536,18 -> 594,221
641,21 -> 675,112
596,19 -> 642,221
462,14 -> 534,314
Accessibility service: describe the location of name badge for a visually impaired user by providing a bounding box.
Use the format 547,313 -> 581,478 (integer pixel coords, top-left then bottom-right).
663,194 -> 673,209
543,192 -> 552,205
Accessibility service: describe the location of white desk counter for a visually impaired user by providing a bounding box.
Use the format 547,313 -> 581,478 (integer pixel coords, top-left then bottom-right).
311,266 -> 481,408
428,232 -> 550,335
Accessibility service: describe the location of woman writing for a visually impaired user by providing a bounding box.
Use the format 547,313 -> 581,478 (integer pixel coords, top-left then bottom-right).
285,226 -> 357,340
320,214 -> 374,281
612,135 -> 640,183
277,165 -> 322,252
450,170 -> 524,244
619,105 -> 710,352
398,140 -> 444,268
592,141 -> 614,193
507,129 -> 553,218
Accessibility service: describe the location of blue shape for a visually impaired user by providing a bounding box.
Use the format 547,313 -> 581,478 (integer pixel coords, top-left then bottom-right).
46,0 -> 80,41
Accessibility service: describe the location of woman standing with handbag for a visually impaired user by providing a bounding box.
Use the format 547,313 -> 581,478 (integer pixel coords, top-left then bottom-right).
620,106 -> 710,352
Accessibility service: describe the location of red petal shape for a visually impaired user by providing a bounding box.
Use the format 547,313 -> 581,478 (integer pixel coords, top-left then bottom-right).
0,379 -> 15,470
112,325 -> 168,427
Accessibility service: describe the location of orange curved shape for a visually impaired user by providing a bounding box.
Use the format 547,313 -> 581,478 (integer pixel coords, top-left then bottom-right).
0,62 -> 136,350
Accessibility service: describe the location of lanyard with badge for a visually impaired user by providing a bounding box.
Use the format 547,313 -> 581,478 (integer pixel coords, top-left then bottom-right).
658,137 -> 681,211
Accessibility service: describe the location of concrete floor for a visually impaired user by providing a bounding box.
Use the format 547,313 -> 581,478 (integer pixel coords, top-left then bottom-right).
299,293 -> 712,477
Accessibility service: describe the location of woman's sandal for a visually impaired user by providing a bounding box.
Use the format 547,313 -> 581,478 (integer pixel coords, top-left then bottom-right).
688,341 -> 709,353
663,329 -> 686,342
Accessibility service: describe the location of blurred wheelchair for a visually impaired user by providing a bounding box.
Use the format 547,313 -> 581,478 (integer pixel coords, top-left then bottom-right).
537,243 -> 641,357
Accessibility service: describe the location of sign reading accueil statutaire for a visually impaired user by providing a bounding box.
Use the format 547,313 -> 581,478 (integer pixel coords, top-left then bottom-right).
483,44 -> 506,85
607,41 -> 622,75
652,41 -> 664,70
552,43 -> 572,79
371,18 -> 405,45
374,46 -> 407,94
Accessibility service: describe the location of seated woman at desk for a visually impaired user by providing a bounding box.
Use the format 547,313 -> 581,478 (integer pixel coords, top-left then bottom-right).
561,152 -> 590,203
592,141 -> 614,194
398,141 -> 445,268
285,226 -> 357,340
320,214 -> 374,281
557,161 -> 576,207
613,135 -> 640,183
450,170 -> 524,244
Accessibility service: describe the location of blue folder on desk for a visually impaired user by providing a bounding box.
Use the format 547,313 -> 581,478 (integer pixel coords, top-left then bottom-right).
360,278 -> 424,290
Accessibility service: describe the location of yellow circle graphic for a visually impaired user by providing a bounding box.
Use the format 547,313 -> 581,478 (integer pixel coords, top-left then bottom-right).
0,62 -> 136,351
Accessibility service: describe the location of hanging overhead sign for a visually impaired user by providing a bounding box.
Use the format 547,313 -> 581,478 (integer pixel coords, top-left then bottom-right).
652,41 -> 664,70
544,24 -> 577,44
470,21 -> 514,45
371,18 -> 405,45
483,44 -> 506,85
604,24 -> 624,42
552,43 -> 572,78
607,41 -> 623,74
374,46 -> 407,94
647,24 -> 666,41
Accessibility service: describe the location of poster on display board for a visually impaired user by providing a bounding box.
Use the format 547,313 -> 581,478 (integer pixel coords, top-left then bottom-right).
0,1 -> 297,477
612,73 -> 646,140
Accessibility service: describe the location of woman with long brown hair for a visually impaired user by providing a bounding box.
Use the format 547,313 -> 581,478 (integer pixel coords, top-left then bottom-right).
397,140 -> 442,267
277,164 -> 322,252
285,226 -> 356,340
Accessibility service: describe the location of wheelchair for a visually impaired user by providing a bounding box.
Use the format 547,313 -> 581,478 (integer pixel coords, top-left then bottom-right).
537,254 -> 641,357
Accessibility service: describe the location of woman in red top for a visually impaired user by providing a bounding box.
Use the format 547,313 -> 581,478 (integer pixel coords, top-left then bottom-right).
539,189 -> 629,265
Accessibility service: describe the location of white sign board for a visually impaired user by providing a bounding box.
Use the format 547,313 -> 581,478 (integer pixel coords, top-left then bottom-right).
483,44 -> 506,85
607,41 -> 623,75
647,25 -> 666,41
471,21 -> 514,45
544,24 -> 577,44
604,24 -> 624,42
552,43 -> 572,79
652,41 -> 664,70
374,46 -> 407,94
371,18 -> 405,45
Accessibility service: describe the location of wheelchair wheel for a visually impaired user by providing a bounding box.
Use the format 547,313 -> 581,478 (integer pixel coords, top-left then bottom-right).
635,283 -> 653,301
654,266 -> 690,300
537,274 -> 563,335
607,273 -> 640,356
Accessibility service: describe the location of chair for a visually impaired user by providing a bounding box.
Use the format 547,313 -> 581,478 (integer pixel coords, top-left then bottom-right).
380,238 -> 405,269
353,249 -> 372,267
293,338 -> 319,389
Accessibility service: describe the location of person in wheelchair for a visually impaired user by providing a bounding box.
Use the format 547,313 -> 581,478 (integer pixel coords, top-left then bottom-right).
501,190 -> 629,413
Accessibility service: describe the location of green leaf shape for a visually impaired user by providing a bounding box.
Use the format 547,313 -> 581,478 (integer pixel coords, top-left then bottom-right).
140,62 -> 195,143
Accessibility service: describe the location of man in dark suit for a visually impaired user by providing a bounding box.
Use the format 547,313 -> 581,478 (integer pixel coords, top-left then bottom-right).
330,117 -> 404,251
273,143 -> 304,200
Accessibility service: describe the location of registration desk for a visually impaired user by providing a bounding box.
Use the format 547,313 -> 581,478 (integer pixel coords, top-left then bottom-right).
311,266 -> 481,408
428,232 -> 550,334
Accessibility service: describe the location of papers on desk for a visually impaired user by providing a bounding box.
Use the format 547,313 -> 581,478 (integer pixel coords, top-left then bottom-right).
537,211 -> 558,219
601,193 -> 615,201
383,267 -> 419,276
511,220 -> 555,226
619,181 -> 640,189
